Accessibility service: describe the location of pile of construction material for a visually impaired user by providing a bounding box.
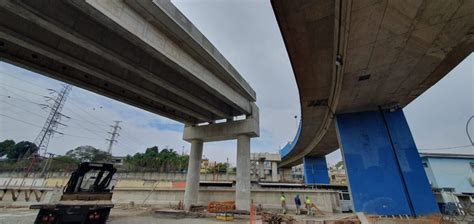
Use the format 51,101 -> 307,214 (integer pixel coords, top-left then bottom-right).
207,201 -> 235,213
261,212 -> 295,224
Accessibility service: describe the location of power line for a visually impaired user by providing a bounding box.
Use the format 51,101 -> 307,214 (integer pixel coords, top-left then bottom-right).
0,113 -> 44,128
0,100 -> 48,120
0,83 -> 46,99
0,113 -> 103,141
1,75 -> 146,149
0,93 -> 129,144
0,71 -> 48,90
0,92 -> 39,105
67,99 -> 111,127
0,98 -> 107,136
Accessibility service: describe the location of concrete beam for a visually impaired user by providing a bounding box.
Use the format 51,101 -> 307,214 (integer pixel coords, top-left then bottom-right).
183,103 -> 259,142
125,0 -> 256,102
84,0 -> 253,115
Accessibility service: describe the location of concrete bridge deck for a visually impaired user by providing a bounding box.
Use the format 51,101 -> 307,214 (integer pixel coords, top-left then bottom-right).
0,0 -> 256,124
273,0 -> 474,167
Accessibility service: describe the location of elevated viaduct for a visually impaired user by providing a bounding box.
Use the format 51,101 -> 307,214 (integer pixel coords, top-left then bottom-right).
0,0 -> 259,211
273,0 -> 473,217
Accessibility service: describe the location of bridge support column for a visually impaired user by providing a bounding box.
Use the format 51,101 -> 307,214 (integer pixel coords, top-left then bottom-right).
258,158 -> 265,179
303,156 -> 329,184
236,134 -> 251,211
183,103 -> 259,212
184,139 -> 203,211
335,108 -> 439,216
271,162 -> 279,182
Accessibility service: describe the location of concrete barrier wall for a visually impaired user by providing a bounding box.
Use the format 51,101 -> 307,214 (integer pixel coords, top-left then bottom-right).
112,188 -> 340,213
0,171 -> 300,182
0,176 -> 338,212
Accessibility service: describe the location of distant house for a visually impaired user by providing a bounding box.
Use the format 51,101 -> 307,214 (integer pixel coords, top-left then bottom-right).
420,152 -> 474,209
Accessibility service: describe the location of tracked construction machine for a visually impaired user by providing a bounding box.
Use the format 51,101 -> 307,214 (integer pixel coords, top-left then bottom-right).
31,162 -> 117,224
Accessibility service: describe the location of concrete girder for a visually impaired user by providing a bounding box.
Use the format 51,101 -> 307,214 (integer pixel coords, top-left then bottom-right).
0,0 -> 258,124
124,0 -> 256,102
0,0 -> 231,121
0,27 -> 208,123
78,0 -> 252,115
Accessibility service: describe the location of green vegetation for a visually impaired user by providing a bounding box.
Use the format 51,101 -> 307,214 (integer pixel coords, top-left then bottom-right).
0,139 -> 189,172
203,162 -> 229,173
121,146 -> 189,172
334,160 -> 344,169
0,140 -> 38,160
65,145 -> 111,163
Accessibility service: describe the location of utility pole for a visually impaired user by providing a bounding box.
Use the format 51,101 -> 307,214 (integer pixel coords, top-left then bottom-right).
33,84 -> 72,157
106,121 -> 121,155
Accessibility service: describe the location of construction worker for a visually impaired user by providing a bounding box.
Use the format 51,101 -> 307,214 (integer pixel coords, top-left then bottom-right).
305,196 -> 312,215
280,192 -> 287,214
294,194 -> 301,215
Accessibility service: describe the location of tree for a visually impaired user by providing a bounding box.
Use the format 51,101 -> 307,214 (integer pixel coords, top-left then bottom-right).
48,155 -> 80,171
213,162 -> 228,173
122,147 -> 189,172
7,141 -> 38,160
65,145 -> 111,162
335,161 -> 344,170
0,139 -> 15,157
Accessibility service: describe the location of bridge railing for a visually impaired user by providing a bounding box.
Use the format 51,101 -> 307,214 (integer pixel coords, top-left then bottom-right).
280,119 -> 302,159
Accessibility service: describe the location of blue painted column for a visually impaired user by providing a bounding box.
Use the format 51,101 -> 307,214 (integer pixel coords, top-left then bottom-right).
335,108 -> 439,216
303,156 -> 330,184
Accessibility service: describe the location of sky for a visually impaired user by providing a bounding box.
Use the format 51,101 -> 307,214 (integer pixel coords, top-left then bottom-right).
0,0 -> 473,166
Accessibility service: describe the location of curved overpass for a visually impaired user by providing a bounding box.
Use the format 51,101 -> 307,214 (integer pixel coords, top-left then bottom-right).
273,0 -> 474,168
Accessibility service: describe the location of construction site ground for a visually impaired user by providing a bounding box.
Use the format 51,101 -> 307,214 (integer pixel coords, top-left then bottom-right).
0,207 -> 468,223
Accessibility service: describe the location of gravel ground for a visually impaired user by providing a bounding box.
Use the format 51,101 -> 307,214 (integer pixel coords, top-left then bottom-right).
0,208 -> 253,224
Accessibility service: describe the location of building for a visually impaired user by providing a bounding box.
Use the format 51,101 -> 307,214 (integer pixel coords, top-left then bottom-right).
200,157 -> 210,174
420,152 -> 474,209
329,167 -> 347,185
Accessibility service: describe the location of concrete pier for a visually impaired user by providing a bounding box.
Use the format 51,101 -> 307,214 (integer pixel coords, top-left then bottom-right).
271,162 -> 279,182
303,156 -> 330,184
258,159 -> 264,179
336,108 -> 439,216
183,139 -> 203,211
235,134 -> 251,211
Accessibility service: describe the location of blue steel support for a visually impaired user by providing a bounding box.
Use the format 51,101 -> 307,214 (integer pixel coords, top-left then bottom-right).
303,156 -> 330,184
381,109 -> 439,215
335,108 -> 439,216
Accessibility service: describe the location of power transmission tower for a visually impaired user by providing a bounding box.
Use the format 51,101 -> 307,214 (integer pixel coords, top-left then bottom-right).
106,121 -> 121,155
33,84 -> 72,157
39,152 -> 55,177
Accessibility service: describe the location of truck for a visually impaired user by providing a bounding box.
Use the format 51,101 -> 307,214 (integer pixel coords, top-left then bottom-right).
30,162 -> 117,224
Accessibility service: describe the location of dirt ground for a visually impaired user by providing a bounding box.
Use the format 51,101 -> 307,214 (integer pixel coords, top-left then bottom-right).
0,207 -> 253,224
